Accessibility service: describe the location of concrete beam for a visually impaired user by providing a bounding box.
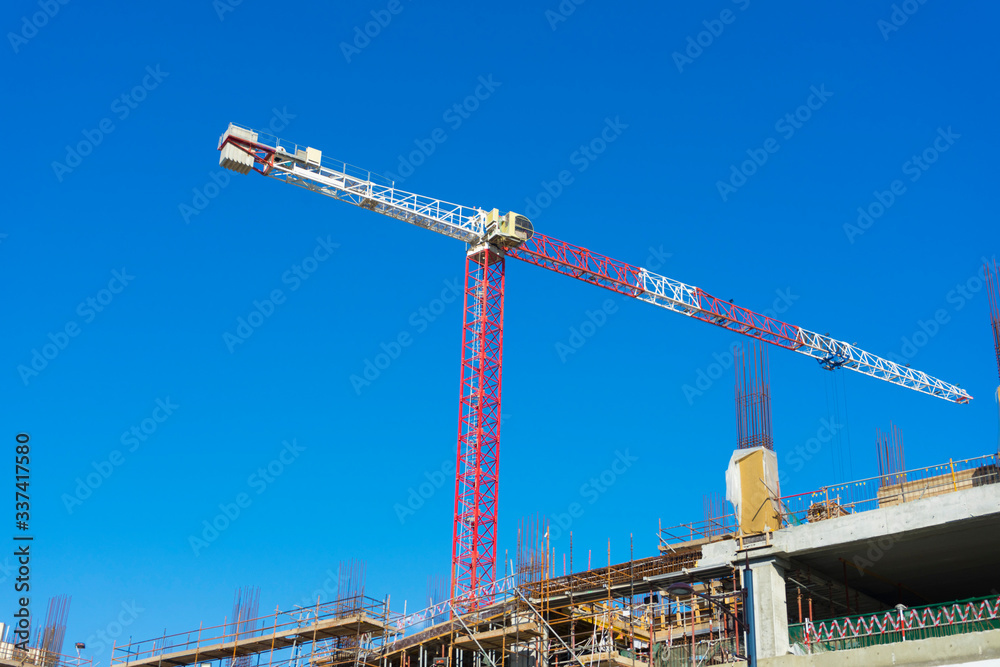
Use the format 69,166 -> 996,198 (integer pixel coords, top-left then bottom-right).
700,538 -> 738,567
771,484 -> 1000,558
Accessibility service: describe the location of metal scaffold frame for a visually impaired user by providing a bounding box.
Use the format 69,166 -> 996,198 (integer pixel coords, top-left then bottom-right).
110,595 -> 389,667
111,546 -> 755,667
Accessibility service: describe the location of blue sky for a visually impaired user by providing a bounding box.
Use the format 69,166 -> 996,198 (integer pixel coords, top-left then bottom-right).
3,0 -> 998,663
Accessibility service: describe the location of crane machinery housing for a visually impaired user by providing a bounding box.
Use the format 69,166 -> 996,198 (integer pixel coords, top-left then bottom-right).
216,122 -> 972,608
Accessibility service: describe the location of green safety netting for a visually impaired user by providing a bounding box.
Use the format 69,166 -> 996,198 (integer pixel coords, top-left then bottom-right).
788,594 -> 1000,653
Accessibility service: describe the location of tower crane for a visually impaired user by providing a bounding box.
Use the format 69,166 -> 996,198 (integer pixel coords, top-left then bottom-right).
217,123 -> 972,606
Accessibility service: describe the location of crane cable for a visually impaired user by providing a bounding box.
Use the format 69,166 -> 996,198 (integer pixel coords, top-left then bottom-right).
840,370 -> 855,482
995,385 -> 1000,457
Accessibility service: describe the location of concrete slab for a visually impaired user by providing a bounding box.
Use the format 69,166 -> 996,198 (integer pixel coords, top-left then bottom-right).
771,484 -> 1000,558
452,623 -> 542,651
577,651 -> 648,667
764,484 -> 1000,604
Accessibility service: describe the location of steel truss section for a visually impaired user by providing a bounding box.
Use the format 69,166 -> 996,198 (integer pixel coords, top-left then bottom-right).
219,129 -> 485,244
451,245 -> 505,606
508,233 -> 802,349
509,233 -> 971,404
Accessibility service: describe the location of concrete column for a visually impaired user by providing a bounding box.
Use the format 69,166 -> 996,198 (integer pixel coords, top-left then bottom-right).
749,557 -> 789,658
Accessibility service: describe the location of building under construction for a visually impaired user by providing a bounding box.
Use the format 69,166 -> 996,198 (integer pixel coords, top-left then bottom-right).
88,142 -> 1000,667
98,440 -> 1000,667
28,132 -> 998,667
106,260 -> 1000,667
106,313 -> 1000,665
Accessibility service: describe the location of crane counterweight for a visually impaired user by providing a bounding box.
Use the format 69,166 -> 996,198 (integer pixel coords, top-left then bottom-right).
484,209 -> 533,248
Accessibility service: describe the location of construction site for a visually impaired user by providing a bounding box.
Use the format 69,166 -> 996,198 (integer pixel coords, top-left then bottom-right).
95,442 -> 1000,667
26,127 -> 1000,667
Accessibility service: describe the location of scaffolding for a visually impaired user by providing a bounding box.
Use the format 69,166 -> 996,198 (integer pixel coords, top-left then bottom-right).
777,453 -> 1000,524
111,595 -> 389,667
0,646 -> 91,667
116,549 -> 746,667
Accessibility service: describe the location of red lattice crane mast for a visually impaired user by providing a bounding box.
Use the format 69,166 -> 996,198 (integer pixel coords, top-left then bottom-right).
217,124 -> 972,606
